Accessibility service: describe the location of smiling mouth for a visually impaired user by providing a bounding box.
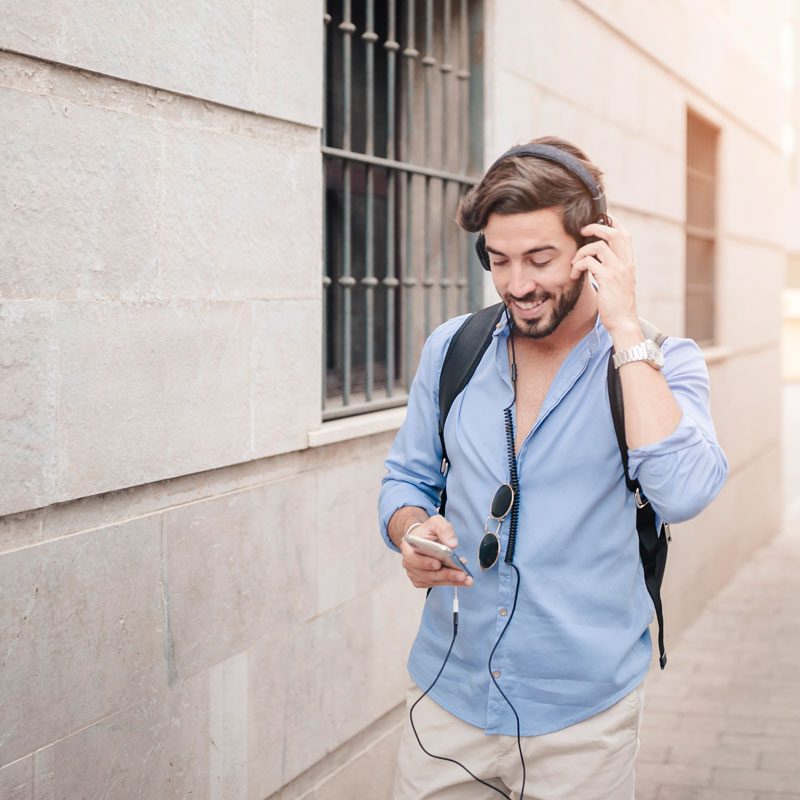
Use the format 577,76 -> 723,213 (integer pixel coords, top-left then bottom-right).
512,298 -> 548,312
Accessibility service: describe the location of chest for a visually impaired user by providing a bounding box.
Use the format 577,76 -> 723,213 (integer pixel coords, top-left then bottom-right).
512,356 -> 564,452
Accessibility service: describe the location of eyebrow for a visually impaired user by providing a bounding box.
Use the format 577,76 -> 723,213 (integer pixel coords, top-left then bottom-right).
483,245 -> 558,257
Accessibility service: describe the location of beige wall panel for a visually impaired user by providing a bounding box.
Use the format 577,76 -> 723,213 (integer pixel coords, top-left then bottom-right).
161,473 -> 318,683
0,756 -> 33,800
279,583 -> 421,787
31,666 -> 210,800
636,70 -> 686,155
365,578 -> 425,713
55,301 -> 253,503
716,239 -> 783,350
289,724 -> 402,800
613,132 -> 684,222
0,515 -> 165,766
314,442 -> 397,615
0,89 -> 161,302
246,632 -> 290,799
721,127 -> 786,245
624,217 -> 685,308
0,304 -> 57,517
157,125 -> 321,302
209,652 -> 249,800
573,0 -> 784,143
708,349 -> 781,474
490,68 -> 541,149
0,510 -> 43,554
0,1 -> 321,127
251,299 -> 321,458
252,0 -> 323,129
495,0 -> 640,133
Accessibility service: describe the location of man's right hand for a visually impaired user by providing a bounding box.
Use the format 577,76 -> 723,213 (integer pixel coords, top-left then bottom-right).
399,514 -> 473,589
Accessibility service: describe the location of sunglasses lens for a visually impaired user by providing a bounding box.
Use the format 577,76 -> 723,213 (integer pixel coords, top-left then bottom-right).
491,483 -> 514,519
479,533 -> 500,570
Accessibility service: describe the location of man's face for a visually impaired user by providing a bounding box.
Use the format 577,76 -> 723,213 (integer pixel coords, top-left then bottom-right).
483,208 -> 585,340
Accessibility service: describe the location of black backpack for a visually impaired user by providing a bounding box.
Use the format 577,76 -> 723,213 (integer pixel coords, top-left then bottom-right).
436,302 -> 670,669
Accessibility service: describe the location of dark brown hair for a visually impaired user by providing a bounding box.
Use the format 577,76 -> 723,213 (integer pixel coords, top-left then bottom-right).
455,135 -> 605,245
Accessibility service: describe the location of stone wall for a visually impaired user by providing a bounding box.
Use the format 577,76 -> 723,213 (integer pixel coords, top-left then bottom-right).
0,0 -> 791,797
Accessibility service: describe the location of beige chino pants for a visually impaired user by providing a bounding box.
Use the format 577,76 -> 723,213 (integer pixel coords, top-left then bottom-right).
393,682 -> 645,800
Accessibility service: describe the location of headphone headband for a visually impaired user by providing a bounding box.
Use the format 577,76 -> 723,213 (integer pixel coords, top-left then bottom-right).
487,143 -> 605,208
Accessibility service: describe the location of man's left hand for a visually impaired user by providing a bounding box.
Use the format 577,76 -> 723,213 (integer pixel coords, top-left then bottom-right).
570,214 -> 641,337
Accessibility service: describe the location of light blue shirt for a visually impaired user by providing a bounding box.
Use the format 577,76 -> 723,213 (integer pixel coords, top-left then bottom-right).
379,310 -> 728,736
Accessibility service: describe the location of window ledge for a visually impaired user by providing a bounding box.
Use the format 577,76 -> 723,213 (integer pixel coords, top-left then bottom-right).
308,406 -> 407,448
701,344 -> 732,364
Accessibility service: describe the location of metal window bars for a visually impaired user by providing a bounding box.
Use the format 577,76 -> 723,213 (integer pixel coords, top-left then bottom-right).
323,0 -> 482,420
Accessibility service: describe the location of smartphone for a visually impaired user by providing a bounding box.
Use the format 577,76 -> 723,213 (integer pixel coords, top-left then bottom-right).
403,533 -> 474,579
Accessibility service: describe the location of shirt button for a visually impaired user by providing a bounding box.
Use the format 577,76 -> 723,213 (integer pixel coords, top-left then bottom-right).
499,608 -> 508,616
492,670 -> 501,678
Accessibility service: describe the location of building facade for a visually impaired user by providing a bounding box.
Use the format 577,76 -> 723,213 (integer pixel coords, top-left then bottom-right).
0,1 -> 790,797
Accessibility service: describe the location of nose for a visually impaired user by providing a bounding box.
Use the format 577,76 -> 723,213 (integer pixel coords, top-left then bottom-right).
506,261 -> 537,300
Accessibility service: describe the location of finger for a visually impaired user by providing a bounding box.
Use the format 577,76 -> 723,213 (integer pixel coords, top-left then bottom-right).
403,550 -> 443,572
424,515 -> 458,548
572,240 -> 613,264
570,256 -> 606,281
408,567 -> 473,587
580,222 -> 619,242
400,542 -> 443,570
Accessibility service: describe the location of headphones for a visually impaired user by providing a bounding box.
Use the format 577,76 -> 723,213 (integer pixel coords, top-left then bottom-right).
473,143 -> 610,271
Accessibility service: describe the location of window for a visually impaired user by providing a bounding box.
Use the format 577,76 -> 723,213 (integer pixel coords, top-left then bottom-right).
685,110 -> 719,345
322,0 -> 484,419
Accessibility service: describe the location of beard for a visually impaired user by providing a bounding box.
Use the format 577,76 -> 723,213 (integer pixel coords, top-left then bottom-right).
505,271 -> 586,339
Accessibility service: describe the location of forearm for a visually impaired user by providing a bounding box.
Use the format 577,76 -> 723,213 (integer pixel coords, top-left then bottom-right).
387,506 -> 430,550
612,322 -> 683,449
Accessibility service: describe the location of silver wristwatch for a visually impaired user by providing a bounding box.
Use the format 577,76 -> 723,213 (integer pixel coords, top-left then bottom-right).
612,339 -> 665,370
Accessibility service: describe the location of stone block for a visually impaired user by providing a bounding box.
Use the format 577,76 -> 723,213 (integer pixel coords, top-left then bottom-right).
716,239 -> 783,351
0,509 -> 42,554
301,722 -> 402,800
0,515 -> 165,766
0,756 -> 33,800
2,2 -> 323,126
0,88 -> 160,301
252,0 -> 323,128
251,299 -> 321,458
209,652 -> 249,800
246,631 -> 291,799
721,127 -> 786,245
491,69 -> 540,147
0,304 -> 57,517
157,124 -> 321,302
31,664 -> 210,799
161,472 -> 318,682
314,441 -> 396,615
280,609 -> 361,785
56,300 -> 252,502
709,349 -> 780,474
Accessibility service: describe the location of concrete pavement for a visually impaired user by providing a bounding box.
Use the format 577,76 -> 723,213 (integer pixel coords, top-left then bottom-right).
634,520 -> 800,799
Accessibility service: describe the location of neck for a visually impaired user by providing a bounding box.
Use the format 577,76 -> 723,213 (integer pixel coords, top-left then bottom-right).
510,282 -> 599,356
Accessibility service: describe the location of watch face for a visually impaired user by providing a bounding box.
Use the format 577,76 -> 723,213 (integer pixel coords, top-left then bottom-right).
645,339 -> 665,369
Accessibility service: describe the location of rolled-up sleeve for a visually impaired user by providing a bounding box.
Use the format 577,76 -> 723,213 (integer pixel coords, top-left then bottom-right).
627,337 -> 728,523
378,316 -> 467,551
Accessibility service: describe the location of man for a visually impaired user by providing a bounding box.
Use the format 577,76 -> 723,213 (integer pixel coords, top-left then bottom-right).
378,136 -> 728,799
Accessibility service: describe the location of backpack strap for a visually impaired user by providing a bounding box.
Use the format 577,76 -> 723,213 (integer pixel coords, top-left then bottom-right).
436,302 -> 505,516
607,317 -> 670,670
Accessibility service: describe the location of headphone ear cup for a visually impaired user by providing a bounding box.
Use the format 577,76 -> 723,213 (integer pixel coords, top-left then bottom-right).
475,233 -> 491,271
